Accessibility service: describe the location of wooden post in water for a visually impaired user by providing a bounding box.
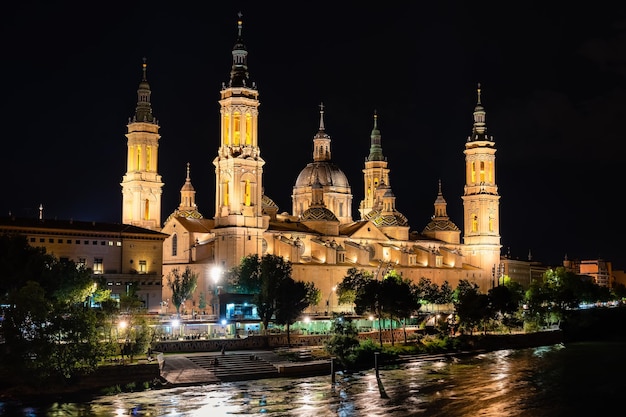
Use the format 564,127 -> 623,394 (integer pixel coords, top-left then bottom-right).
331,357 -> 336,384
375,352 -> 379,377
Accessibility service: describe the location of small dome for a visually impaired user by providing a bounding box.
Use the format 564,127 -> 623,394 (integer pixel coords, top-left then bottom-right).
364,208 -> 408,227
262,194 -> 278,209
301,206 -> 339,222
423,219 -> 460,233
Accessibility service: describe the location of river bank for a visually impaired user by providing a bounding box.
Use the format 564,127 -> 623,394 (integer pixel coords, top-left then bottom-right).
6,305 -> 625,403
1,329 -> 567,403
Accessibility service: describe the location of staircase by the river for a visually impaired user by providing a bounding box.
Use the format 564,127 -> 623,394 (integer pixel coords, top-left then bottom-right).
185,351 -> 284,382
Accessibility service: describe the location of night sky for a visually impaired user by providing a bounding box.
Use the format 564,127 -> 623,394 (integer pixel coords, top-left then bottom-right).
2,2 -> 626,269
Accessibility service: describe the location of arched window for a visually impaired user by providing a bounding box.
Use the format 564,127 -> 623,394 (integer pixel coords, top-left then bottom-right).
223,114 -> 230,145
245,113 -> 252,145
233,112 -> 241,145
172,234 -> 178,257
144,199 -> 150,220
223,180 -> 230,206
244,180 -> 251,206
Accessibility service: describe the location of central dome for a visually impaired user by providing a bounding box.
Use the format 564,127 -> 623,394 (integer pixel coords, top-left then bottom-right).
294,162 -> 350,189
291,104 -> 353,224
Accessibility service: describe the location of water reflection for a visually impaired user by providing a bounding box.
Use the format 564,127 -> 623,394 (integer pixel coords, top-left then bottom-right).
4,341 -> 624,417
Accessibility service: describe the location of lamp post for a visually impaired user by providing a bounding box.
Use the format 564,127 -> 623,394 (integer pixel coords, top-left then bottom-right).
211,265 -> 222,319
326,285 -> 336,315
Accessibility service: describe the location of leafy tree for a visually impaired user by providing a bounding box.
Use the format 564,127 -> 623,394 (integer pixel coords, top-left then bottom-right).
337,269 -> 387,346
324,314 -> 360,368
612,282 -> 626,300
233,254 -> 293,333
120,281 -> 144,312
116,314 -> 154,362
275,278 -> 315,346
453,279 -> 489,335
415,277 -> 439,306
0,234 -> 53,303
437,281 -> 455,305
166,266 -> 198,317
198,291 -> 207,311
382,272 -> 421,344
487,284 -> 520,332
336,267 -> 373,306
47,304 -> 102,379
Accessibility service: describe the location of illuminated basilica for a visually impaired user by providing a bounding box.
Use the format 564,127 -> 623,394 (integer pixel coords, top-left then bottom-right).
120,16 -> 502,316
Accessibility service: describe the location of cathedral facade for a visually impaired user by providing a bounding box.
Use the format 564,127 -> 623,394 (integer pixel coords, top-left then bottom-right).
122,16 -> 502,317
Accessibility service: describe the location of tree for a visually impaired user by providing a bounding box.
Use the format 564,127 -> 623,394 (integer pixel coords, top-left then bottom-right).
382,272 -> 421,344
233,254 -> 293,333
336,267 -> 373,306
453,279 -> 489,335
340,271 -> 385,346
120,281 -> 144,312
166,266 -> 198,317
198,291 -> 207,311
324,314 -> 360,368
275,278 -> 315,346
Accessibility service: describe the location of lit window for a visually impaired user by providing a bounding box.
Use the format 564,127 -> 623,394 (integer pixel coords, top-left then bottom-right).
93,258 -> 103,274
139,260 -> 147,274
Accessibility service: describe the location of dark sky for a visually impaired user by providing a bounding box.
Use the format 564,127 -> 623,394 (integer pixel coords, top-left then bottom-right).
2,1 -> 626,269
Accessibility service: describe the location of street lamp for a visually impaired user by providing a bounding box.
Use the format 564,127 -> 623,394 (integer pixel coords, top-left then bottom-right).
326,285 -> 337,315
211,265 -> 223,319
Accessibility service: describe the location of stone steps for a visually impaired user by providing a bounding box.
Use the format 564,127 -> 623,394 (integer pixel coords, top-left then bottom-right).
186,352 -> 283,382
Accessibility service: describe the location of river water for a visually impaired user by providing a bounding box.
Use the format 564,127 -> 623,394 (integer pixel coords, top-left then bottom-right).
2,340 -> 622,416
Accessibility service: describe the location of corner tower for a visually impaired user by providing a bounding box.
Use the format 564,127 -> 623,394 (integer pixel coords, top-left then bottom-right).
121,59 -> 163,231
359,111 -> 390,219
213,14 -> 266,268
461,84 -> 501,275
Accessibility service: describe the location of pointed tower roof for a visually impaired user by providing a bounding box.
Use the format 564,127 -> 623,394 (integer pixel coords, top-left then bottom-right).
467,83 -> 492,142
180,162 -> 195,193
228,12 -> 252,88
294,103 -> 350,188
366,111 -> 385,162
164,163 -> 203,223
422,180 -> 460,233
132,58 -> 157,124
313,102 -> 332,162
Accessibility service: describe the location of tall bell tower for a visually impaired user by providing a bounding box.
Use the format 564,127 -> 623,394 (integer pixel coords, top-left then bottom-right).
461,84 -> 501,279
121,59 -> 163,231
212,14 -> 267,268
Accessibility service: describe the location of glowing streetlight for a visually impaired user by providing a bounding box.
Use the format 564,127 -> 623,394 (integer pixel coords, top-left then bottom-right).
211,265 -> 223,318
326,285 -> 337,315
